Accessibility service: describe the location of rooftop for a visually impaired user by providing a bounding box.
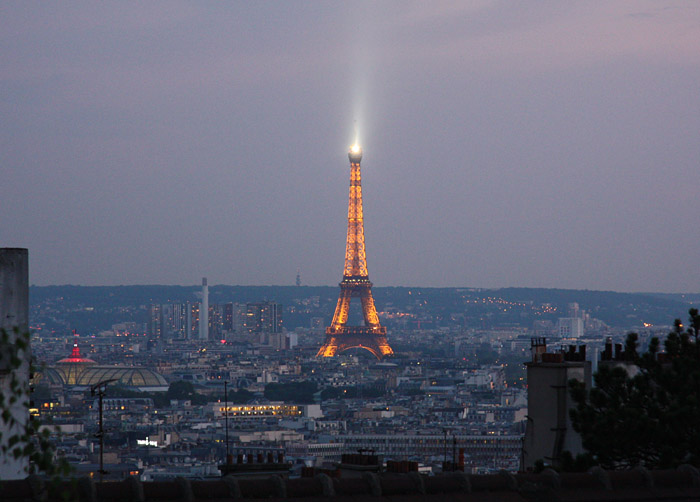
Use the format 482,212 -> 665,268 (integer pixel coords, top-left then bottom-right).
3,466 -> 699,501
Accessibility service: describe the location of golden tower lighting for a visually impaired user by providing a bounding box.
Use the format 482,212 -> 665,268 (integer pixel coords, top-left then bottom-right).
317,144 -> 394,360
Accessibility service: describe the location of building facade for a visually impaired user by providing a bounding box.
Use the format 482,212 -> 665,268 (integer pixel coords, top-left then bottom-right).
521,338 -> 591,470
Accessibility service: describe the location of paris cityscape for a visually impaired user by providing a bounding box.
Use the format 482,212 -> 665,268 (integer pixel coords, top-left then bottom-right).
2,2 -> 700,501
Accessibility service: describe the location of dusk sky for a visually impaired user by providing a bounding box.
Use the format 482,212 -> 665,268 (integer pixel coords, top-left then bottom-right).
2,2 -> 699,293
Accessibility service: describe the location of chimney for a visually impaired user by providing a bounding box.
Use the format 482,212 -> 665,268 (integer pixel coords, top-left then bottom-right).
0,248 -> 28,335
603,337 -> 613,360
0,248 -> 30,479
531,337 -> 547,362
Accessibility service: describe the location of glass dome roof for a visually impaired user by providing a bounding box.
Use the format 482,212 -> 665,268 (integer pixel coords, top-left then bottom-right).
76,366 -> 168,388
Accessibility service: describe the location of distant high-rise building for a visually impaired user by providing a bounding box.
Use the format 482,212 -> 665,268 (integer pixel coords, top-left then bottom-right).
558,317 -> 584,339
223,303 -> 234,332
533,320 -> 554,337
199,278 -> 209,341
149,295 -> 280,341
245,301 -> 282,334
161,303 -> 174,337
148,302 -> 195,340
149,300 -> 209,340
233,303 -> 248,333
296,268 -> 301,287
209,303 -> 226,338
567,302 -> 580,318
148,304 -> 162,339
217,302 -> 250,334
174,303 -> 188,338
186,301 -> 198,339
161,303 -> 188,339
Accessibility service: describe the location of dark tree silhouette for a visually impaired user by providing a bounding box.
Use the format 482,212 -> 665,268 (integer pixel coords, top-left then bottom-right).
264,382 -> 317,404
569,309 -> 700,469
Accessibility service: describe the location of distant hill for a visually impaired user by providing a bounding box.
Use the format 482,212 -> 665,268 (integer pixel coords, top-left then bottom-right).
29,285 -> 697,335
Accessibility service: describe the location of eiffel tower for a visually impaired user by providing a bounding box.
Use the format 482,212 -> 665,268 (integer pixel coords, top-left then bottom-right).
317,144 -> 394,360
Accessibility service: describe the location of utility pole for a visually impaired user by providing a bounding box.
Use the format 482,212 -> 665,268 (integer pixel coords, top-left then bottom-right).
443,429 -> 447,468
224,381 -> 230,464
452,435 -> 457,468
91,379 -> 117,483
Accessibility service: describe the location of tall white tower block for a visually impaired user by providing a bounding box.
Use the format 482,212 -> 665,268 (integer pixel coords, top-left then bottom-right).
199,277 -> 209,341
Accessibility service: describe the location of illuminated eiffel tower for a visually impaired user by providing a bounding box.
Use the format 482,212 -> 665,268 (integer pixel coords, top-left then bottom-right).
317,144 -> 393,360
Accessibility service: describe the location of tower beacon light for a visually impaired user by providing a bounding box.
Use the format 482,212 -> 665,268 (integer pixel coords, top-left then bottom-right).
349,143 -> 362,162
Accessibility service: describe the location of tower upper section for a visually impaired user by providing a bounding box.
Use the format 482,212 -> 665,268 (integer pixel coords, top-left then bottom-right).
343,144 -> 369,278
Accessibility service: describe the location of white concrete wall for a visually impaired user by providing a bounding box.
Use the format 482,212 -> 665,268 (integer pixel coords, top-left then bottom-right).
522,360 -> 590,470
0,248 -> 30,479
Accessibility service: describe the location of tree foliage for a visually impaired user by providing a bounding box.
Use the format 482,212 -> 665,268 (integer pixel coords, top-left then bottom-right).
109,380 -> 220,407
226,388 -> 254,404
569,309 -> 700,469
264,382 -> 317,404
320,382 -> 386,400
166,381 -> 205,404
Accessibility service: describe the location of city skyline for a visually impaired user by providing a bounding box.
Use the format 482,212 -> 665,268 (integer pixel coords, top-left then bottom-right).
2,2 -> 699,293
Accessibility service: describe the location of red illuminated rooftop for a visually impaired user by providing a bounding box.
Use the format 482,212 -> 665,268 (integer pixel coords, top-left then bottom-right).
56,333 -> 96,365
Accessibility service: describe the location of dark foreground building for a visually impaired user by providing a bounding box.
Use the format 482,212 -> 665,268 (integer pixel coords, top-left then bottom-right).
3,466 -> 700,501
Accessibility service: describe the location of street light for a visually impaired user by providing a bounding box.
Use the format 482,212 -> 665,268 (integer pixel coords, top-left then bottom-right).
90,379 -> 118,483
443,429 -> 447,467
224,381 -> 230,464
452,435 -> 457,469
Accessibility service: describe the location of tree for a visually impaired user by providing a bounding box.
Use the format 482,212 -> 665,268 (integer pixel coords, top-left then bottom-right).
569,309 -> 700,469
264,382 -> 317,404
320,383 -> 386,400
228,389 -> 254,404
166,380 -> 198,401
165,380 -> 210,405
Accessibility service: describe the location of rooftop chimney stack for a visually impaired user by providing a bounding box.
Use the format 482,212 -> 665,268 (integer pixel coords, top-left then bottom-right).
530,337 -> 547,362
0,248 -> 30,479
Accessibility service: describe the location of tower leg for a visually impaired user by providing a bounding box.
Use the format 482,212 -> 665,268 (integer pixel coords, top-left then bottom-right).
316,337 -> 339,358
359,290 -> 381,328
329,289 -> 352,330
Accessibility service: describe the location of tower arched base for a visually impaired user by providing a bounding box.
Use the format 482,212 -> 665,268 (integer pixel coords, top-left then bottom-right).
317,330 -> 394,360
